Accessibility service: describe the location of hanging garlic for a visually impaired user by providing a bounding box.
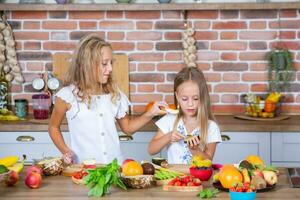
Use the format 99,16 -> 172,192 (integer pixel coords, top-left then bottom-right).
0,13 -> 24,84
0,22 -> 5,30
182,23 -> 197,68
0,54 -> 5,62
14,74 -> 24,83
5,73 -> 13,82
11,65 -> 21,73
3,64 -> 10,73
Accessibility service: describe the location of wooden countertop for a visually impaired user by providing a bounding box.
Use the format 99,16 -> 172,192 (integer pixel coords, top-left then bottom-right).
1,2 -> 300,11
0,167 -> 298,200
0,115 -> 300,133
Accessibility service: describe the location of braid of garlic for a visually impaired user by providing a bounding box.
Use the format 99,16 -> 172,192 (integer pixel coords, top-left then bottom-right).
1,13 -> 23,83
182,27 -> 197,68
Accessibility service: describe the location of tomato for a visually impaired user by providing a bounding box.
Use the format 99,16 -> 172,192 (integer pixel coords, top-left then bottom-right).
182,176 -> 190,184
174,181 -> 182,186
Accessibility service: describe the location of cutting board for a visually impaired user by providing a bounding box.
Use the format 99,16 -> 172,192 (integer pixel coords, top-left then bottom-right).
234,115 -> 290,121
162,185 -> 203,192
52,53 -> 129,98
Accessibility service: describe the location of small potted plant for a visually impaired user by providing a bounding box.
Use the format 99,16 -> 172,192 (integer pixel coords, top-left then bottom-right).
267,47 -> 293,93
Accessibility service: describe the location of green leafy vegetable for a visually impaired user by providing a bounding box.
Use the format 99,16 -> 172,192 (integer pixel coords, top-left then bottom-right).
83,158 -> 127,197
197,189 -> 219,199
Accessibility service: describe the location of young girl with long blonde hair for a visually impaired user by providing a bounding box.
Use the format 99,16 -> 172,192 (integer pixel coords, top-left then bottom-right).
148,67 -> 221,164
49,34 -> 166,164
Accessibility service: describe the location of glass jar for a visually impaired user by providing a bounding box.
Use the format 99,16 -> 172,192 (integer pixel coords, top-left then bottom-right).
32,94 -> 51,120
15,99 -> 28,118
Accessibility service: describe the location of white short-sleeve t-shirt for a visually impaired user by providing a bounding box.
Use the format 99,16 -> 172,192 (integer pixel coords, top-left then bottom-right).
55,85 -> 130,164
155,114 -> 222,164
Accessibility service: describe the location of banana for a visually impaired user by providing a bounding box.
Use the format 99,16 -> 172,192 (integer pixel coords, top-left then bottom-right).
0,156 -> 19,167
8,162 -> 24,173
0,108 -> 9,115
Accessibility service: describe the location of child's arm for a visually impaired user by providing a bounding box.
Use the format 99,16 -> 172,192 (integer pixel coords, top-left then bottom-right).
48,97 -> 72,155
117,101 -> 167,135
189,142 -> 217,160
148,129 -> 184,155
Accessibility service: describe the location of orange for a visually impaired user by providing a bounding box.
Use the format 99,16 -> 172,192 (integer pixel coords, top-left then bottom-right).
122,161 -> 143,176
219,166 -> 243,189
246,155 -> 264,166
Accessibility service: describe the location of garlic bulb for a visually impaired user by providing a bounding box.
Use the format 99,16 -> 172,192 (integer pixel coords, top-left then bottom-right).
182,26 -> 197,67
0,13 -> 24,84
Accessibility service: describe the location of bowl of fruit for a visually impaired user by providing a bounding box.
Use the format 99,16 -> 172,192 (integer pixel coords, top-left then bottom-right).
189,156 -> 213,181
229,182 -> 257,200
121,159 -> 155,189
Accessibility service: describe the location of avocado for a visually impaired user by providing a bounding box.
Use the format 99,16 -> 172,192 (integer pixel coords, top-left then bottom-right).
152,157 -> 166,166
0,164 -> 9,174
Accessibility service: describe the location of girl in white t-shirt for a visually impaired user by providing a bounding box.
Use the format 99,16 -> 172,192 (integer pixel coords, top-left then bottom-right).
148,67 -> 222,164
49,34 -> 166,164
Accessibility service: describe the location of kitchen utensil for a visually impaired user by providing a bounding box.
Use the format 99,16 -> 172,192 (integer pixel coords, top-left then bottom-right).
32,78 -> 45,91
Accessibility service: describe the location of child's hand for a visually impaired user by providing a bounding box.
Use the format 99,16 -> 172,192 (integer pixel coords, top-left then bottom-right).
186,136 -> 201,148
62,150 -> 75,165
146,101 -> 168,117
169,130 -> 185,143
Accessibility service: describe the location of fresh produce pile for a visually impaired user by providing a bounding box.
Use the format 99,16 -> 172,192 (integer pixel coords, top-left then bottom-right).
0,108 -> 20,121
167,175 -> 201,187
244,93 -> 282,118
154,167 -> 184,180
121,159 -> 156,189
190,156 -> 212,169
84,158 -> 126,197
213,155 -> 278,191
0,155 -> 26,187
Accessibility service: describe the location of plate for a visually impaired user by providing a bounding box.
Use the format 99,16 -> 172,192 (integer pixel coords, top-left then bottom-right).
213,182 -> 276,193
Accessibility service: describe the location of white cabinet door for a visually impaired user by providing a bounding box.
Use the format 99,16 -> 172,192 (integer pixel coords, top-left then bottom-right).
271,132 -> 300,167
0,132 -> 70,164
120,132 -> 159,162
213,132 -> 271,165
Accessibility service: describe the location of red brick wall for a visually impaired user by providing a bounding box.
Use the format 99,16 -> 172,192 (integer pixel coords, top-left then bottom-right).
6,10 -> 300,114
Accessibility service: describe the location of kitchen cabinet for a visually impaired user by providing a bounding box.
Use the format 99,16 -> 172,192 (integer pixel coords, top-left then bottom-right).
271,132 -> 300,167
213,132 -> 271,165
120,132 -> 160,162
0,132 -> 70,163
0,131 -> 158,164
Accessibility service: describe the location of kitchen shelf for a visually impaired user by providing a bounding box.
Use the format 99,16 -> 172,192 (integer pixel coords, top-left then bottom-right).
1,2 -> 300,11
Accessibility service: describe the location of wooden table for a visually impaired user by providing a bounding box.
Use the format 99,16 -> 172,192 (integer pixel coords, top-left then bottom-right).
0,168 -> 299,200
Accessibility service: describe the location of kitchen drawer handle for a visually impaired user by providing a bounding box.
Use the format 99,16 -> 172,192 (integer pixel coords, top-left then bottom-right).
119,135 -> 133,141
16,135 -> 35,142
221,135 -> 230,141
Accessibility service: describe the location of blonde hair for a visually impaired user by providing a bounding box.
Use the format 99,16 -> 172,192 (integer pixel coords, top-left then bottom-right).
65,33 -> 119,104
172,67 -> 215,148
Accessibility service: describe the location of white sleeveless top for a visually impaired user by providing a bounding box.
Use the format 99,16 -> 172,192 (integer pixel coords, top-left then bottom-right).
55,85 -> 130,164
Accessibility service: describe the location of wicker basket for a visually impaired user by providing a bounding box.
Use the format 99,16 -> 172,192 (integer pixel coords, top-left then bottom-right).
242,94 -> 284,118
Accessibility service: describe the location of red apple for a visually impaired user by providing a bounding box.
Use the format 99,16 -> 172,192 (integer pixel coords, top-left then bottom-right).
25,172 -> 42,189
4,171 -> 19,186
253,169 -> 264,178
26,165 -> 43,176
122,159 -> 134,166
